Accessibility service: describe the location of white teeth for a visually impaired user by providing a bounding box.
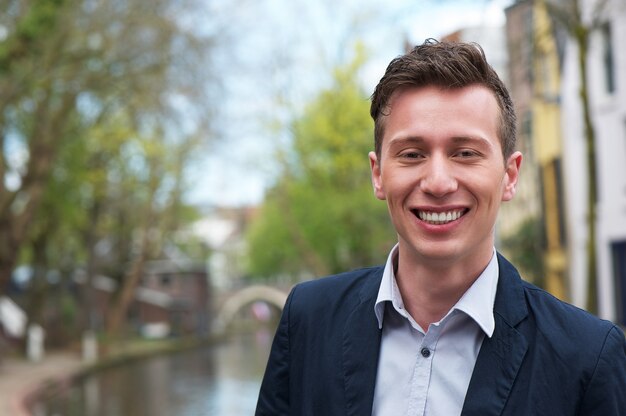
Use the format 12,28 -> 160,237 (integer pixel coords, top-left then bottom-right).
417,209 -> 464,225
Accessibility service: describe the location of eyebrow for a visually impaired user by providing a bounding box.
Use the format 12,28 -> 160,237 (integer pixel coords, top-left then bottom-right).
388,136 -> 425,146
449,136 -> 493,148
388,135 -> 493,148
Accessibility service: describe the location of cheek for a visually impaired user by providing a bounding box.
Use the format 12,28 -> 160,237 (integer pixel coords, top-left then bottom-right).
472,177 -> 506,207
385,174 -> 416,200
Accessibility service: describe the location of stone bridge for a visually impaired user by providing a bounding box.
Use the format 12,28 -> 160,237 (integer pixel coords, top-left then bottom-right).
212,284 -> 289,333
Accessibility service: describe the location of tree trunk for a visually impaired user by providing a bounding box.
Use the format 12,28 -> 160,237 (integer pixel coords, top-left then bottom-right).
575,26 -> 599,314
105,242 -> 148,337
25,231 -> 52,329
83,200 -> 103,332
106,161 -> 160,336
0,91 -> 75,294
0,206 -> 17,290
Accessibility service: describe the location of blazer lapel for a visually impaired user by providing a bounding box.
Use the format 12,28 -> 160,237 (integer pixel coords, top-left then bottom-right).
342,269 -> 383,416
461,254 -> 529,416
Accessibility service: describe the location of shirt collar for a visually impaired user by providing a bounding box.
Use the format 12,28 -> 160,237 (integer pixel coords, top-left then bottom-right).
374,245 -> 499,338
374,244 -> 400,327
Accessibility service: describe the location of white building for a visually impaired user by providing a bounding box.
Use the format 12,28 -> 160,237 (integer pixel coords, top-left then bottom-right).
560,0 -> 626,323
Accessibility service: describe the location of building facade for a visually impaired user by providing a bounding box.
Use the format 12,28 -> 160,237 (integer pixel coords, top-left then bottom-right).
501,0 -> 549,288
529,0 -> 569,299
560,0 -> 626,323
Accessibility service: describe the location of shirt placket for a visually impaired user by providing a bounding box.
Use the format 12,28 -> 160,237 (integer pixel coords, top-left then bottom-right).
406,326 -> 440,416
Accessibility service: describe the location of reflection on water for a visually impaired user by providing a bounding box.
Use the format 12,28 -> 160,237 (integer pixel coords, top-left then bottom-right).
31,328 -> 274,416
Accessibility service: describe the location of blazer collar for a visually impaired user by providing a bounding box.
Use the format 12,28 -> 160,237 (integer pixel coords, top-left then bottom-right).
342,267 -> 383,416
461,253 -> 529,415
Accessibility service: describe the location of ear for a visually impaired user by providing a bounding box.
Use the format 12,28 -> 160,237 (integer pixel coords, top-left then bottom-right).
502,151 -> 522,202
369,151 -> 386,200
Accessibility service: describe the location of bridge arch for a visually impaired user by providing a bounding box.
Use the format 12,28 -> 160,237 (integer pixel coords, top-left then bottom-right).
213,285 -> 288,333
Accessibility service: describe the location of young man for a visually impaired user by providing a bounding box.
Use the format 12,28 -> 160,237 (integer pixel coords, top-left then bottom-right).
256,39 -> 626,415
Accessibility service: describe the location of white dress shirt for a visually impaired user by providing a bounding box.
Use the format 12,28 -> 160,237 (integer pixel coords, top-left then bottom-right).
372,245 -> 499,416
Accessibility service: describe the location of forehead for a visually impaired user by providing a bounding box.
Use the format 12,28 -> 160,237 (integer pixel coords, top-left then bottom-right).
382,85 -> 501,146
386,84 -> 497,113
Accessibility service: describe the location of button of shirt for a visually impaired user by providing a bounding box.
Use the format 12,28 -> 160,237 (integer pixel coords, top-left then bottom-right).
420,347 -> 431,358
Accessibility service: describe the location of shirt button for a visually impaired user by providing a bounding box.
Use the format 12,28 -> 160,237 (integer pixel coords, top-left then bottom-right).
420,347 -> 431,358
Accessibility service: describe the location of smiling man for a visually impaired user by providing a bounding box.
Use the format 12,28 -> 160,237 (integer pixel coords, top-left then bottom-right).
256,40 -> 626,416
369,84 -> 520,335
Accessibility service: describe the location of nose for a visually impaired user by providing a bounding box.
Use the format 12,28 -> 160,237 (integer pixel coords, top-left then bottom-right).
420,156 -> 457,197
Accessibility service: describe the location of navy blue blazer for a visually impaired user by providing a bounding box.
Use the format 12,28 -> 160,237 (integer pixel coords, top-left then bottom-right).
256,254 -> 626,415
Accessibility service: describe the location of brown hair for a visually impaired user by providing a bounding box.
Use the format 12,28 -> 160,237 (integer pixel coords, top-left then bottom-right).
370,39 -> 516,159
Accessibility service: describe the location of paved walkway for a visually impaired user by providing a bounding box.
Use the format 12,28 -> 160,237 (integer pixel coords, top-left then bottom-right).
0,352 -> 84,416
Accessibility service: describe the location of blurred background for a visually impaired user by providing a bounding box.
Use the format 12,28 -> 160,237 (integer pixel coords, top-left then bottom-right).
0,0 -> 625,414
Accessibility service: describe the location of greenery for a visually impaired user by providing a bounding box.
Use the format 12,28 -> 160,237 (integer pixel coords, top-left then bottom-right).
246,49 -> 395,281
0,0 -> 217,342
501,216 -> 546,288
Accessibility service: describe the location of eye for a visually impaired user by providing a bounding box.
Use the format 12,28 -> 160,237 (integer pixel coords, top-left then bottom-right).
454,149 -> 480,158
400,151 -> 423,159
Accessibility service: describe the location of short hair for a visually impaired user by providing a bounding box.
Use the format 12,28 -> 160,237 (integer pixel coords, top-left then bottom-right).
370,39 -> 516,159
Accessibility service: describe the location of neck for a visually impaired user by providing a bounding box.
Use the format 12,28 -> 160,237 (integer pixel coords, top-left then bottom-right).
394,246 -> 493,330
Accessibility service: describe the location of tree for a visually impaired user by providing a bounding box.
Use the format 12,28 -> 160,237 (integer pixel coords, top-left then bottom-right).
546,0 -> 608,313
18,116 -> 91,339
246,49 -> 395,281
0,0 -> 216,296
105,124 -> 205,336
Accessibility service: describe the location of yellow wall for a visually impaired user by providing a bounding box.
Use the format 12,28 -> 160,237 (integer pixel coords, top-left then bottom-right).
532,0 -> 567,300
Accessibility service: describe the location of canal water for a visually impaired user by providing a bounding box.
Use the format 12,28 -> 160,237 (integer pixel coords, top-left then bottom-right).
29,328 -> 275,416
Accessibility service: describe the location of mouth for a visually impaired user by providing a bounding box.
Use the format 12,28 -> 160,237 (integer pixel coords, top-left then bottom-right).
412,208 -> 468,225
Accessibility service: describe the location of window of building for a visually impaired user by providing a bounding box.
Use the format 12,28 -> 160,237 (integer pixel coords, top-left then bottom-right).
553,158 -> 567,246
612,241 -> 626,326
523,7 -> 534,83
602,22 -> 615,94
160,275 -> 172,287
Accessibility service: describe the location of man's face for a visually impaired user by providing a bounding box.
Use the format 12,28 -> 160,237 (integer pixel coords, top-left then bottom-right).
369,85 -> 521,268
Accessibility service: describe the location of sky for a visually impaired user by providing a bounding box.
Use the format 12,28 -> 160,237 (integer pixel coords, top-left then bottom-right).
188,0 -> 514,208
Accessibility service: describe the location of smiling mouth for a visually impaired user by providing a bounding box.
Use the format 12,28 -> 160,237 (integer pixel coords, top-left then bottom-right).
413,209 -> 467,225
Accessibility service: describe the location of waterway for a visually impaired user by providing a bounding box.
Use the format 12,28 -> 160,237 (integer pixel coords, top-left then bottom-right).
29,327 -> 275,416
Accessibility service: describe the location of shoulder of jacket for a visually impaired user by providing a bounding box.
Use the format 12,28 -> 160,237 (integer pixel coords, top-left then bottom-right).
297,265 -> 383,289
521,280 -> 617,340
287,265 -> 383,309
